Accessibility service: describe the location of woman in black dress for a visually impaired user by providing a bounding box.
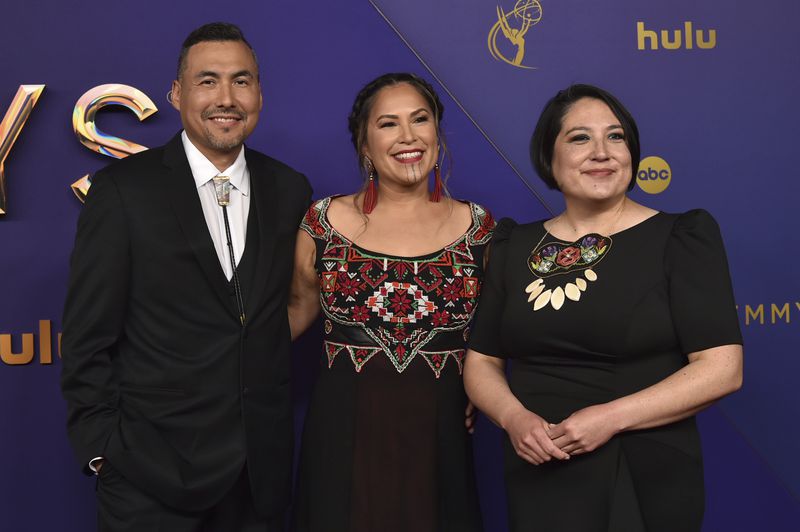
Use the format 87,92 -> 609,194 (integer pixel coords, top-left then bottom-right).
288,73 -> 488,531
464,84 -> 743,531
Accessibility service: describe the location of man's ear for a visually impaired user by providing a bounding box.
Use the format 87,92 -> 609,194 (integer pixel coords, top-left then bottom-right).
170,80 -> 181,112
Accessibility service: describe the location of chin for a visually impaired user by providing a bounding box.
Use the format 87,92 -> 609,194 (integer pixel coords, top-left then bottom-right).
207,134 -> 246,152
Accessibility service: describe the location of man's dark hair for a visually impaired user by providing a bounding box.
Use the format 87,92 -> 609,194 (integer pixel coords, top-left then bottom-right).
530,84 -> 641,191
176,22 -> 258,79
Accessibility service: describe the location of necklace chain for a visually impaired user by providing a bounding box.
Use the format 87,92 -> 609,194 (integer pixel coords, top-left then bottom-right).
551,198 -> 627,239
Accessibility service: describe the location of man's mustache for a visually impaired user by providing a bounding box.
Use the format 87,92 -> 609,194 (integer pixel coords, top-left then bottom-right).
202,108 -> 246,120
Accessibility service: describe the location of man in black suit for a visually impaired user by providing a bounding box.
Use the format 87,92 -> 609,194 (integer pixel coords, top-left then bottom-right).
60,22 -> 311,531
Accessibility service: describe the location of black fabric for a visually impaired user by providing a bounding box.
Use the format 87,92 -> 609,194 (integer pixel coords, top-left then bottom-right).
61,133 -> 312,520
96,462 -> 281,532
292,198 -> 489,532
469,210 -> 742,531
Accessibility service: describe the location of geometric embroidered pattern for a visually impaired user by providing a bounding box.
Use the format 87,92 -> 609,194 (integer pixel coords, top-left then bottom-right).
301,196 -> 495,377
419,349 -> 466,378
324,341 -> 382,373
366,281 -> 436,323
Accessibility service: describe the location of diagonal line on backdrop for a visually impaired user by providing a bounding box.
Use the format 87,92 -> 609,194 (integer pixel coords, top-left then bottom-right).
716,404 -> 800,503
368,0 -> 555,217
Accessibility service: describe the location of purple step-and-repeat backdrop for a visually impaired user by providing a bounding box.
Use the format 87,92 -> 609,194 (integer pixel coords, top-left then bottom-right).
1,1 -> 798,530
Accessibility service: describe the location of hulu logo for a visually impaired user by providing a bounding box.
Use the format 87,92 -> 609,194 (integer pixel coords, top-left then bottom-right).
637,21 -> 717,50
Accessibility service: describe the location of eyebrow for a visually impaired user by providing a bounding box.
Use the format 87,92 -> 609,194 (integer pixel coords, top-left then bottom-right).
194,70 -> 255,79
375,108 -> 430,121
563,124 -> 623,135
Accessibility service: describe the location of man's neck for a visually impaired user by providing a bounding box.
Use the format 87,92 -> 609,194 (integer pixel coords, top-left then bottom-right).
184,134 -> 243,172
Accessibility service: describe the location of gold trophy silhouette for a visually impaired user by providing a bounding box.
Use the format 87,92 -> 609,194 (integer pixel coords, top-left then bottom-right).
488,0 -> 543,69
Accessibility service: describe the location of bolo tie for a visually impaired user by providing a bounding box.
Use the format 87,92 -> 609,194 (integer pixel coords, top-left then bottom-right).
212,175 -> 246,326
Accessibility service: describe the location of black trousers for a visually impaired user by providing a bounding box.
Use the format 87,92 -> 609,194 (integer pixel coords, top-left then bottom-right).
96,462 -> 280,532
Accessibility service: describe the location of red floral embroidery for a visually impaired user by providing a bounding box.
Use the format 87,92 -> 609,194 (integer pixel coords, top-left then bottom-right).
431,310 -> 450,327
336,275 -> 364,297
441,280 -> 462,303
388,289 -> 413,315
556,246 -> 581,267
351,305 -> 369,322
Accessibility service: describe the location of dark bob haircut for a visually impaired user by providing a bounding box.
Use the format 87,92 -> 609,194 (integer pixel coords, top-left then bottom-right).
177,22 -> 258,80
530,84 -> 640,191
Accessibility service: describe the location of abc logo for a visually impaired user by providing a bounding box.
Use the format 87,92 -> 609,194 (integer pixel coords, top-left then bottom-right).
637,156 -> 671,194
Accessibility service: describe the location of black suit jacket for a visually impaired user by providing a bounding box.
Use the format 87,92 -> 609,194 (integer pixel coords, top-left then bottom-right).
61,133 -> 311,517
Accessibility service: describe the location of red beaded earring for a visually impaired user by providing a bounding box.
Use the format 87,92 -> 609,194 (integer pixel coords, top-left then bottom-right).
362,158 -> 378,214
430,163 -> 443,203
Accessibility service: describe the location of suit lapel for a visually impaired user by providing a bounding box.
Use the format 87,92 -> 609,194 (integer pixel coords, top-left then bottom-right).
161,134 -> 237,319
244,148 -> 278,318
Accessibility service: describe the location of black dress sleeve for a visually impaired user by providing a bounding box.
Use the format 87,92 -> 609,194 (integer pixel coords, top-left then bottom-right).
468,217 -> 518,358
665,209 -> 743,354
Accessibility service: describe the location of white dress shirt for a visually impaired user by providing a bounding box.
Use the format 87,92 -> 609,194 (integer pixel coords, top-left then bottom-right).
182,131 -> 251,280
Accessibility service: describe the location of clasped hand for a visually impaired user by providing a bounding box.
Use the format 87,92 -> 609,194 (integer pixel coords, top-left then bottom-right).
506,404 -> 618,465
548,404 -> 618,456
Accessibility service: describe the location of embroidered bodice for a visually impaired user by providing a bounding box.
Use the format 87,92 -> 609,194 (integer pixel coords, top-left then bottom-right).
300,197 -> 495,377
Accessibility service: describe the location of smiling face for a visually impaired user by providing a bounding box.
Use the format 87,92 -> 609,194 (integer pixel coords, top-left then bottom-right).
551,97 -> 633,203
170,40 -> 262,168
362,83 -> 439,189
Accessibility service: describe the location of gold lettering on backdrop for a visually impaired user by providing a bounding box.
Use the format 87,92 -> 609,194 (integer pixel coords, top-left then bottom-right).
71,84 -> 157,202
685,22 -> 694,49
0,85 -> 45,215
637,22 -> 658,50
736,302 -> 800,326
38,319 -> 52,364
696,28 -> 717,49
745,304 -> 764,325
661,29 -> 682,50
771,303 -> 790,324
0,320 -> 60,365
637,21 -> 717,51
0,333 -> 34,364
488,1 -> 542,69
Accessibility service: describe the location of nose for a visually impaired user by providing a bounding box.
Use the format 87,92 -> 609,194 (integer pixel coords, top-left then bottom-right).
398,121 -> 415,143
216,82 -> 234,107
591,138 -> 610,160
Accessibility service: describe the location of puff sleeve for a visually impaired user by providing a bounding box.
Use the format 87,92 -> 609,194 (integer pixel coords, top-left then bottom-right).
665,209 -> 743,354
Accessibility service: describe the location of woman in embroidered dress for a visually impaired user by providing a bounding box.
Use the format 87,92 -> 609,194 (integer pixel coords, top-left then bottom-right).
288,73 -> 490,532
464,84 -> 743,532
